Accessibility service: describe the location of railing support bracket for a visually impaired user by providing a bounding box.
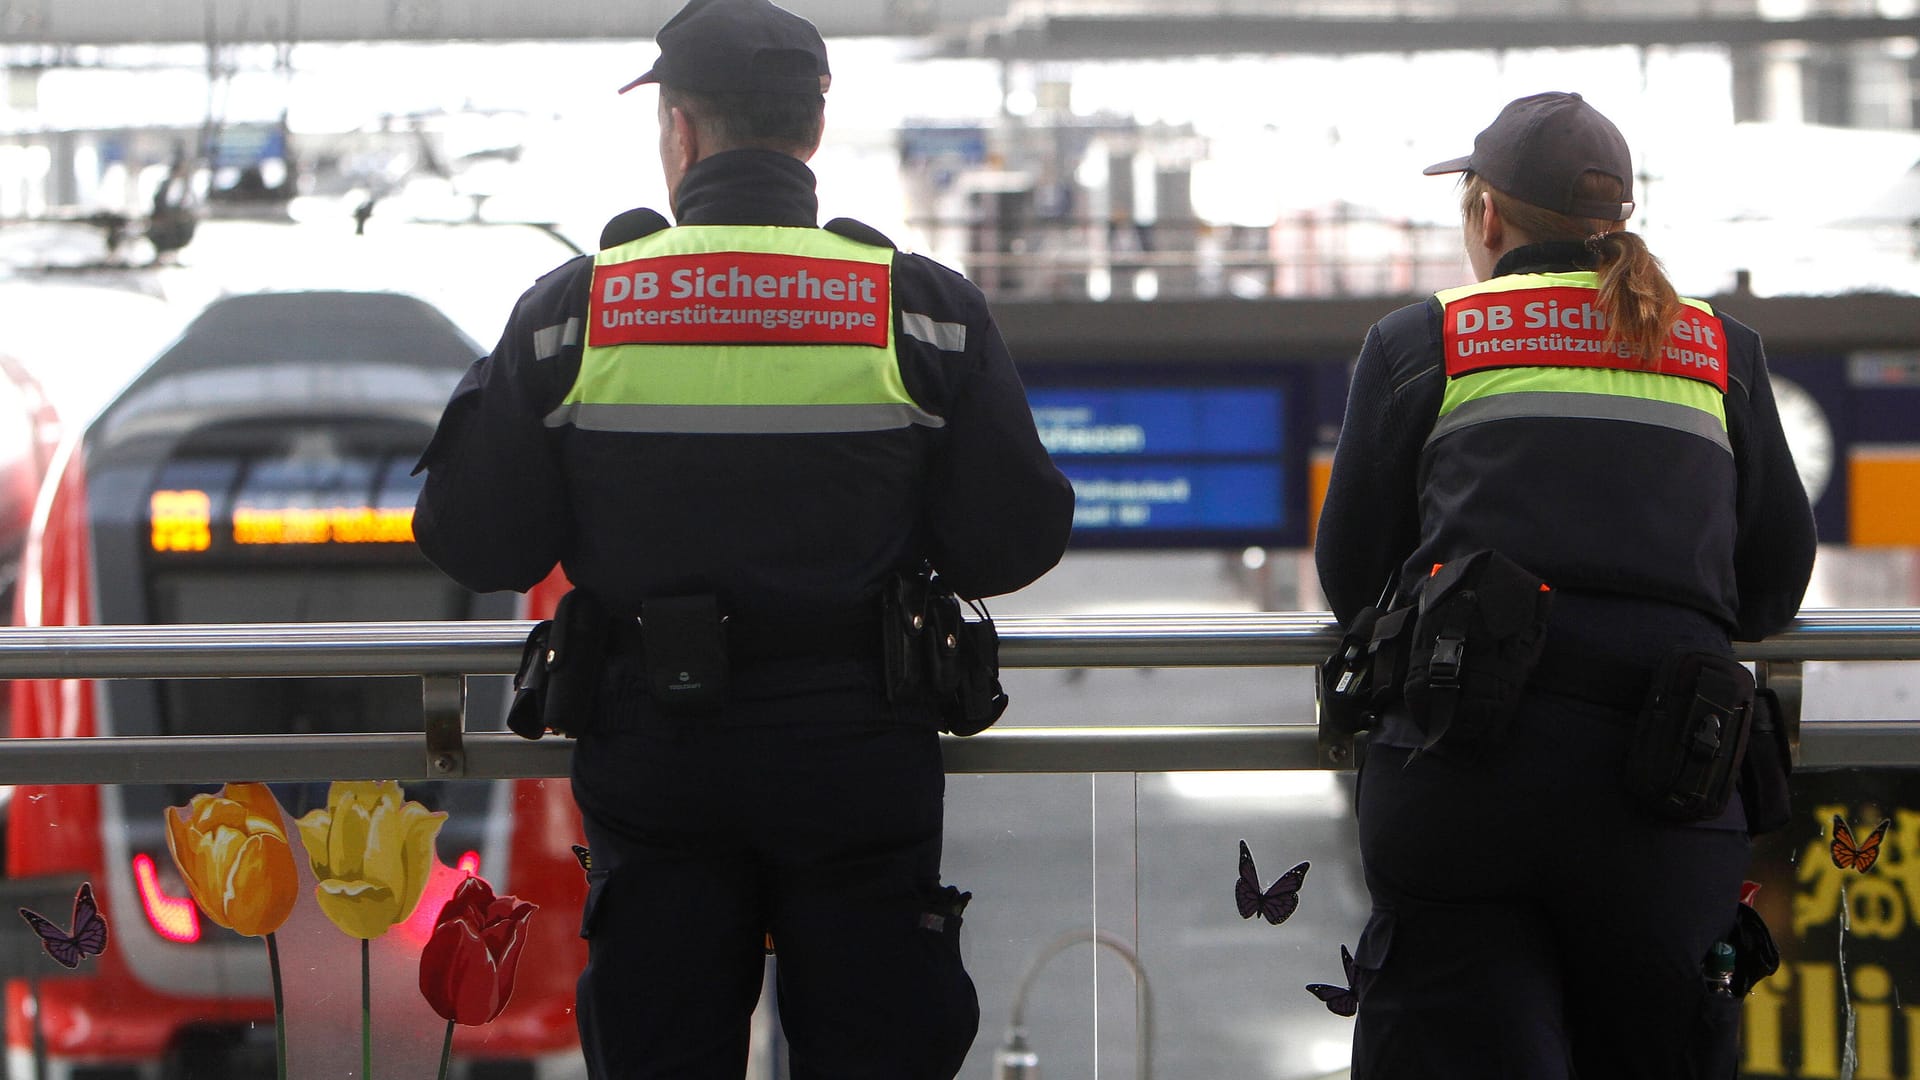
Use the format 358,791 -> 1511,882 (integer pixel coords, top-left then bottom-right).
423,675 -> 468,778
1756,659 -> 1804,768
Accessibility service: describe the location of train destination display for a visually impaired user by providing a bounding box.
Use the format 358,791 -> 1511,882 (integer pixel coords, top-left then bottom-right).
1029,384 -> 1293,548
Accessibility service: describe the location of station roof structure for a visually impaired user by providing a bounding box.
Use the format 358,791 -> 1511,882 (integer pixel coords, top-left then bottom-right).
5,0 -> 1918,53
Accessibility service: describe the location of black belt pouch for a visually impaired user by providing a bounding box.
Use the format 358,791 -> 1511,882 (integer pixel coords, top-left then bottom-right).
881,570 -> 1009,736
1624,650 -> 1755,822
882,571 -> 932,704
1739,686 -> 1793,836
1401,550 -> 1553,755
640,595 -> 728,716
507,589 -> 614,739
924,588 -> 1009,737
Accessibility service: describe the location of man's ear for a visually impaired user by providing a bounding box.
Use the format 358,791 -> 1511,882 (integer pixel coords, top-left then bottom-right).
1476,190 -> 1505,254
667,104 -> 701,172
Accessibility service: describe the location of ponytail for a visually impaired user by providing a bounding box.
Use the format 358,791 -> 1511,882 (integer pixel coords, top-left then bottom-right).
1586,230 -> 1683,367
1461,172 -> 1681,367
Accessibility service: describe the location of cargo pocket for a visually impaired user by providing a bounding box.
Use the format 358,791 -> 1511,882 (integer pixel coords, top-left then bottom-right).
579,868 -> 611,940
918,883 -> 979,1078
1351,909 -> 1395,1006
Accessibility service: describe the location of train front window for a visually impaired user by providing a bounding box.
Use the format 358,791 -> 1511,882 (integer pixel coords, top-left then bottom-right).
149,567 -> 465,740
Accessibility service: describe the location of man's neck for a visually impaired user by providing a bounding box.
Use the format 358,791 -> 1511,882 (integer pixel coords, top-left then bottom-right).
673,149 -> 820,227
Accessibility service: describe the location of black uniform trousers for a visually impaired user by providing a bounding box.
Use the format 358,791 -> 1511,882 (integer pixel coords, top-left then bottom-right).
1351,688 -> 1750,1080
570,661 -> 979,1080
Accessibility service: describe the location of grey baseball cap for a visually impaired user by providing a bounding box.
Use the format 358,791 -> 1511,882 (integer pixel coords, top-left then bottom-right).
1424,91 -> 1634,221
619,0 -> 830,96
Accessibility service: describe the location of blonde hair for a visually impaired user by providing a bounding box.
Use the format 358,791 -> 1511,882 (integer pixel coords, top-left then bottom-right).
1461,172 -> 1682,367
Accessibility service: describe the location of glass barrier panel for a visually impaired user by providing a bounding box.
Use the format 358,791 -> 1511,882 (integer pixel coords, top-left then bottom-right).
946,773 -> 1100,1080
2,777 -> 588,1080
0,700 -> 1914,1079
945,768 -> 1366,1080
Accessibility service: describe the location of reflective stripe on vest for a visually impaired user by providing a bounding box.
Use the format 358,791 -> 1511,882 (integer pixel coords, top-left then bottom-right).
1431,273 -> 1730,454
549,225 -> 943,434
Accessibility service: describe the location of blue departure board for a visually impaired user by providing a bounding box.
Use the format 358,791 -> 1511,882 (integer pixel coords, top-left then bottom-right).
1029,384 -> 1295,548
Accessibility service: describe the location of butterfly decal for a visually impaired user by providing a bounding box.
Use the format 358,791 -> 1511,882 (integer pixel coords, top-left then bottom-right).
572,844 -> 592,874
1235,840 -> 1309,925
19,882 -> 109,970
1304,944 -> 1358,1017
1831,815 -> 1891,873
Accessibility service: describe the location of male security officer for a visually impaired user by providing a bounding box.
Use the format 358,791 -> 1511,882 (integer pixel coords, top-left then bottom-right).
411,1 -> 1074,1076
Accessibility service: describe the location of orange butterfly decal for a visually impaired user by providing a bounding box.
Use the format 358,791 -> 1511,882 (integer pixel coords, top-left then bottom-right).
1831,815 -> 1891,873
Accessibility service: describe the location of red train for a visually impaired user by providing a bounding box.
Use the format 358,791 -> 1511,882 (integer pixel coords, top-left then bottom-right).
5,290 -> 584,1079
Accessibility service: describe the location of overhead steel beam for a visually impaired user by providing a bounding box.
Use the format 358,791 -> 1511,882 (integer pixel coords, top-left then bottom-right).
0,0 -> 1002,44
946,14 -> 1920,60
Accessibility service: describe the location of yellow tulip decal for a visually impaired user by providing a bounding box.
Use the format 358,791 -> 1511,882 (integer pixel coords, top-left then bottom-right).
163,782 -> 299,937
294,780 -> 447,940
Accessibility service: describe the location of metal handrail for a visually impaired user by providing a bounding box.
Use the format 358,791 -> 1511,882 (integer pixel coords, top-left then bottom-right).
0,610 -> 1909,785
2,608 -> 1916,676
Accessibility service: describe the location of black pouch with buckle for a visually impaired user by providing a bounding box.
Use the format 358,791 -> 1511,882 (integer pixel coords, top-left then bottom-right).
508,589 -> 615,740
1624,649 -> 1754,822
882,568 -> 1008,736
1318,578 -> 1413,739
1401,550 -> 1554,756
639,594 -> 728,716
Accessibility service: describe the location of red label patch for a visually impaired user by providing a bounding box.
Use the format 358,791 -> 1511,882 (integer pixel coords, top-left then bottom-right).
1442,286 -> 1728,392
589,251 -> 890,348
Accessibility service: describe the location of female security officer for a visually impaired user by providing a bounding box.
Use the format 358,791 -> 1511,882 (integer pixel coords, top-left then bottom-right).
1315,92 -> 1815,1078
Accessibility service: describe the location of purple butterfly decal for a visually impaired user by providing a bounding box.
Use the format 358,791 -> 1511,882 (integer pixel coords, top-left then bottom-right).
1305,944 -> 1358,1017
1235,840 -> 1308,925
19,882 -> 108,969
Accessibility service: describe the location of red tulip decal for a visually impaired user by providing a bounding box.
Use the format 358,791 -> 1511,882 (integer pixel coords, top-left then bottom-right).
420,875 -> 538,1026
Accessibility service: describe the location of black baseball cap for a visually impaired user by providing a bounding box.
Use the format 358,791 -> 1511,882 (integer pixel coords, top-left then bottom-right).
618,0 -> 830,96
1423,91 -> 1634,221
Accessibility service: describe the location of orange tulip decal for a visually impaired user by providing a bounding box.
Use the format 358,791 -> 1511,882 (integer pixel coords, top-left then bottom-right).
163,782 -> 298,937
420,876 -> 538,1025
163,782 -> 300,1079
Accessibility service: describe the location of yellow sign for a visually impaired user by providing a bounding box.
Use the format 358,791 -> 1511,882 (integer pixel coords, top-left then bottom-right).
148,492 -> 416,549
150,490 -> 212,552
1743,802 -> 1920,1078
232,506 -> 415,546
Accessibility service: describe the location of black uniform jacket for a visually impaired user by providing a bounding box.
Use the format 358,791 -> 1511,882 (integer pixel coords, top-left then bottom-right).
1316,242 -> 1815,655
413,150 -> 1073,618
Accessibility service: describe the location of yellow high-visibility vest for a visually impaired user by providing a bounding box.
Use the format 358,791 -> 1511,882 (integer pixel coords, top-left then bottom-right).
1431,271 -> 1730,454
548,224 -> 941,435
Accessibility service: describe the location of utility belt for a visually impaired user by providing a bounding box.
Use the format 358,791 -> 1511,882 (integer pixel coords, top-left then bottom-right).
1320,550 -> 1790,834
509,570 -> 1006,740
